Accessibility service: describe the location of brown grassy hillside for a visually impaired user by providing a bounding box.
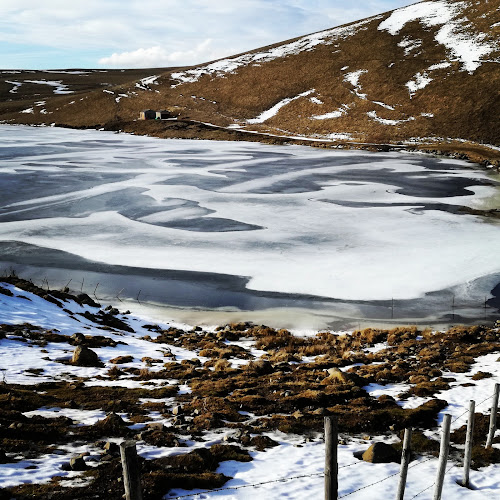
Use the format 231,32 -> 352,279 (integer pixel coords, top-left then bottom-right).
1,0 -> 499,162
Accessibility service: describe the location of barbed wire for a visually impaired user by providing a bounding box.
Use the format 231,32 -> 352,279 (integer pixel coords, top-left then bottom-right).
450,392 -> 495,426
338,469 -> 401,498
166,472 -> 325,499
165,461 -> 364,499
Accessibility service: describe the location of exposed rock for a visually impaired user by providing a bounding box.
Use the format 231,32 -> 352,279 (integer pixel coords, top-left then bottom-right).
71,345 -> 103,367
71,332 -> 86,345
92,412 -> 129,436
69,455 -> 88,471
146,422 -> 165,432
103,441 -> 120,456
109,355 -> 134,364
361,442 -> 400,464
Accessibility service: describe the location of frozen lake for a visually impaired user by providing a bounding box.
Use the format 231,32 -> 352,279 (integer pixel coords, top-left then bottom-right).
1,125 -> 499,329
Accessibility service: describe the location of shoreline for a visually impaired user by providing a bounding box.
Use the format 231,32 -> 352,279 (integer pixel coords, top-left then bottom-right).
2,120 -> 500,171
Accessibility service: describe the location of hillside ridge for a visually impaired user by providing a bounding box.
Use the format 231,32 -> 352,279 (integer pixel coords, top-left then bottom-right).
0,0 -> 499,164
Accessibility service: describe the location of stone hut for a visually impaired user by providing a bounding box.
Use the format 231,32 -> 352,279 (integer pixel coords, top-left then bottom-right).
156,110 -> 170,120
139,110 -> 156,120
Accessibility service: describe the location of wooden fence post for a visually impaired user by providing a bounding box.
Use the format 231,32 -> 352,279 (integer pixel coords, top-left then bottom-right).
324,416 -> 338,500
120,440 -> 143,500
396,427 -> 412,500
486,383 -> 499,448
433,414 -> 451,500
462,400 -> 475,488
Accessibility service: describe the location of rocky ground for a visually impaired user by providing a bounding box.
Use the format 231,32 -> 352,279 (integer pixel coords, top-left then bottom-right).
1,277 -> 500,499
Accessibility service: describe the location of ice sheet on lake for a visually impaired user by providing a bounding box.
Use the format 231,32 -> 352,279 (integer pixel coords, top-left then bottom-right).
0,125 -> 499,304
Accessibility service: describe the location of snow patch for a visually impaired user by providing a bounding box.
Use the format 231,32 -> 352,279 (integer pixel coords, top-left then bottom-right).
344,70 -> 368,99
5,80 -> 22,94
311,104 -> 349,120
20,107 -> 34,114
398,37 -> 423,55
367,110 -> 415,125
23,80 -> 73,95
373,101 -> 395,111
310,97 -> 323,105
406,72 -> 433,97
136,75 -> 159,90
247,89 -> 314,124
115,94 -> 130,103
326,133 -> 353,141
427,61 -> 452,71
435,23 -> 496,72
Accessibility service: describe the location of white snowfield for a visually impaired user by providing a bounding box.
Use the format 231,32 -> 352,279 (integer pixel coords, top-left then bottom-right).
1,284 -> 500,498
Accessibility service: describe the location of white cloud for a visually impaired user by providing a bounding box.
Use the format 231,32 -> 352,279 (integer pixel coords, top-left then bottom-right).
98,40 -> 221,68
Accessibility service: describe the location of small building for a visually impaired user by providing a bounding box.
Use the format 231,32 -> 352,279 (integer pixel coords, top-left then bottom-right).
156,110 -> 170,120
139,110 -> 156,120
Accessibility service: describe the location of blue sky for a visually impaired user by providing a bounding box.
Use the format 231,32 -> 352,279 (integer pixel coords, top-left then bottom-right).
0,1 -> 417,69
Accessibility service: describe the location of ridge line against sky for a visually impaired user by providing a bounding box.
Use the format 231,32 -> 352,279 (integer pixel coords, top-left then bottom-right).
0,0 -> 416,70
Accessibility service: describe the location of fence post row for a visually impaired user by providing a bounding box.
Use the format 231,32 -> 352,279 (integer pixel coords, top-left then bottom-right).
325,416 -> 339,500
396,428 -> 412,500
115,389 -> 499,500
120,440 -> 143,500
486,383 -> 500,448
